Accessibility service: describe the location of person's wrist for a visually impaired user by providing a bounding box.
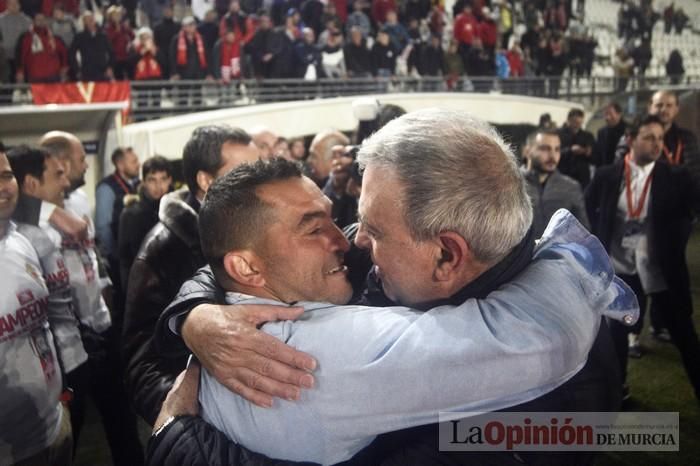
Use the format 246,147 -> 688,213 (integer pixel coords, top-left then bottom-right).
152,414 -> 189,438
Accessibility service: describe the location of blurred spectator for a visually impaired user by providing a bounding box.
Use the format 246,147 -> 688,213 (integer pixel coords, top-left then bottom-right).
320,1 -> 342,33
673,7 -> 688,35
328,0 -> 347,24
466,37 -> 493,81
193,0 -> 217,20
245,11 -> 274,78
16,13 -> 68,83
612,47 -> 634,92
478,6 -> 498,59
344,26 -> 371,78
632,38 -> 651,77
543,0 -> 568,31
105,5 -> 134,80
250,126 -> 277,158
198,9 -> 220,53
273,136 -> 291,159
321,29 -> 345,77
0,0 -> 32,81
383,10 -> 409,53
417,33 -> 444,86
264,10 -> 301,78
539,112 -> 556,130
558,108 -> 595,188
20,0 -> 42,16
69,11 -> 114,82
403,0 -> 430,23
153,6 -> 180,78
142,0 -> 169,27
130,27 -> 163,108
49,3 -> 75,49
301,0 -> 324,37
169,16 -> 211,105
371,0 -> 396,26
444,39 -> 464,90
295,26 -> 322,78
495,47 -> 510,78
545,32 -> 567,97
428,3 -> 446,37
404,17 -> 423,75
307,129 -> 349,187
666,49 -> 684,85
220,0 -> 254,44
506,40 -> 524,77
495,0 -> 513,47
41,0 -> 79,17
453,3 -> 478,68
289,137 -> 306,160
371,28 -> 396,77
212,26 -> 243,82
345,0 -> 371,39
582,31 -> 597,78
317,16 -> 341,47
663,2 -> 674,34
593,101 -> 626,167
118,155 -> 173,290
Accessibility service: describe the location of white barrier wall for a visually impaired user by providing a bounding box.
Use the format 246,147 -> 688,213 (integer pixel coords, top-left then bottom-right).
117,93 -> 582,161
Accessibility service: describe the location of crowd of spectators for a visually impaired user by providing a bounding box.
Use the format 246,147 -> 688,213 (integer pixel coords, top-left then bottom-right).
0,0 -> 695,95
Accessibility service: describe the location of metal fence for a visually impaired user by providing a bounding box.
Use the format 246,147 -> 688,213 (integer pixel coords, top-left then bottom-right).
1,74 -> 698,122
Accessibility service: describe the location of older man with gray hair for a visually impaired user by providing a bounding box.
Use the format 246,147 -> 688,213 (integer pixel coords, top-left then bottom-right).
148,109 -> 636,465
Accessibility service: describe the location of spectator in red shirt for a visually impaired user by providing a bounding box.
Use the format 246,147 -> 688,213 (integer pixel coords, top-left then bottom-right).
506,40 -> 524,77
371,0 -> 396,27
105,5 -> 134,79
478,6 -> 498,59
453,3 -> 478,68
16,13 -> 67,82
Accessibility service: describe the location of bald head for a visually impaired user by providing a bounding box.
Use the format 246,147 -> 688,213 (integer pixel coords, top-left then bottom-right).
648,90 -> 679,131
40,131 -> 88,191
307,130 -> 350,183
250,127 -> 278,160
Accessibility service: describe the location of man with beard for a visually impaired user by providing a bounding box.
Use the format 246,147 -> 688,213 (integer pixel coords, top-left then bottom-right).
523,128 -> 589,238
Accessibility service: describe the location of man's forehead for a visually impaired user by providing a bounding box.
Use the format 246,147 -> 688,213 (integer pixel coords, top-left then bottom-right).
257,176 -> 330,210
638,123 -> 664,137
652,93 -> 677,106
536,133 -> 560,146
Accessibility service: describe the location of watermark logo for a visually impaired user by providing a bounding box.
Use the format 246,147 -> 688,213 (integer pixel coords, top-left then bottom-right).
439,412 -> 679,452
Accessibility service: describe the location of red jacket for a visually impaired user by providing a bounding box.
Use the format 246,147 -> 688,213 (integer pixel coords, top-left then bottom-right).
478,19 -> 498,48
506,50 -> 524,77
17,28 -> 67,82
371,0 -> 396,25
106,23 -> 134,61
453,12 -> 478,45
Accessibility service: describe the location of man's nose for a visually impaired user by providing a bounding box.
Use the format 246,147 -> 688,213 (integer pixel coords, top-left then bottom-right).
354,223 -> 370,250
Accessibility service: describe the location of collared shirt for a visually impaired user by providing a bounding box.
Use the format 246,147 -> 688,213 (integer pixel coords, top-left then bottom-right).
610,159 -> 667,292
199,211 -> 639,465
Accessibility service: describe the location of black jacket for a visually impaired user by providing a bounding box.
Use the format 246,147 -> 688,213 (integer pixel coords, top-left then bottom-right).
343,41 -> 373,77
593,120 -> 627,167
118,192 -> 161,291
123,189 -> 205,426
558,125 -> 596,188
149,227 -> 618,466
69,29 -> 114,81
585,160 -> 698,299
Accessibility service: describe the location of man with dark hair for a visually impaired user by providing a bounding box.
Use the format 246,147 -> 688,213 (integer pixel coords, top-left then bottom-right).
118,155 -> 173,290
8,144 -> 144,466
522,128 -> 589,238
594,102 -> 627,167
122,125 -> 263,426
148,111 -> 637,465
586,114 -> 700,401
558,108 -> 596,188
96,147 -> 141,264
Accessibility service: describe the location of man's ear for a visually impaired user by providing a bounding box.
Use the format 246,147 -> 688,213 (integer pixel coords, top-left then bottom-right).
22,175 -> 40,196
433,231 -> 470,282
222,251 -> 266,288
196,170 -> 215,195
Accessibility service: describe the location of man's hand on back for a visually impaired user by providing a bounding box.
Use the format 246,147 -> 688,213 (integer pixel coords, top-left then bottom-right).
181,304 -> 317,408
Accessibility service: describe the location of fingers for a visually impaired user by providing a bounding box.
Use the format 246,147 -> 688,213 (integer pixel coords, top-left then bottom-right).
221,366 -> 305,408
242,304 -> 305,326
244,327 -> 317,372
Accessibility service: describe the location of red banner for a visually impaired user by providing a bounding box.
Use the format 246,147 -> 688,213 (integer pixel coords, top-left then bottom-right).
31,82 -> 131,123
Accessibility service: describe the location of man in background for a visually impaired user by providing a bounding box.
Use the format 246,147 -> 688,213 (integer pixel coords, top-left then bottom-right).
558,108 -> 595,188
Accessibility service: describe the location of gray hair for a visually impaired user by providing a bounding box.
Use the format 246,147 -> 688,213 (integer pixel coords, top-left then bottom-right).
357,108 -> 532,264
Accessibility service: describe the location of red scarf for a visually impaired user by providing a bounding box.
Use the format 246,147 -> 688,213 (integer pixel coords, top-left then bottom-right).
134,47 -> 162,80
220,40 -> 241,78
177,30 -> 207,68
